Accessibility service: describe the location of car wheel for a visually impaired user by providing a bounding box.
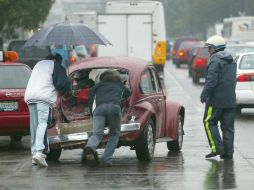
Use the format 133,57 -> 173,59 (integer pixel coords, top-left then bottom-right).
176,62 -> 180,68
135,119 -> 155,161
46,148 -> 62,161
10,135 -> 22,142
192,74 -> 199,84
167,115 -> 183,151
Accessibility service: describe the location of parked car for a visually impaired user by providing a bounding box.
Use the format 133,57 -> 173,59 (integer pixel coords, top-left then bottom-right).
189,45 -> 209,84
47,56 -> 185,161
171,37 -> 198,65
235,52 -> 254,114
0,51 -> 31,141
175,41 -> 202,68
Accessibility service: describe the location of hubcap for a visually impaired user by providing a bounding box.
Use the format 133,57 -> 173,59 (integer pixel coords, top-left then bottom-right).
178,117 -> 183,148
147,124 -> 154,155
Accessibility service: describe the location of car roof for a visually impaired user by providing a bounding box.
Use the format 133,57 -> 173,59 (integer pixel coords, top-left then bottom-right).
237,52 -> 254,56
0,62 -> 30,67
68,56 -> 152,74
226,44 -> 254,48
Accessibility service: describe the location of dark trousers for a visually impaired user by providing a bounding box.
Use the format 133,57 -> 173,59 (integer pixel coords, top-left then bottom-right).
203,104 -> 235,155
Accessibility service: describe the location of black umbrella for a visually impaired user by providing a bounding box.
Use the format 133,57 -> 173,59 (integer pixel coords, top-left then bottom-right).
24,22 -> 111,47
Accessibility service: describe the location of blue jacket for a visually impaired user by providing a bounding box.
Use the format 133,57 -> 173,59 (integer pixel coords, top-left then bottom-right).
200,50 -> 236,108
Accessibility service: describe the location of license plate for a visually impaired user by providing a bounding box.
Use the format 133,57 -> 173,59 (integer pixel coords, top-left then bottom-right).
199,78 -> 206,83
0,101 -> 18,111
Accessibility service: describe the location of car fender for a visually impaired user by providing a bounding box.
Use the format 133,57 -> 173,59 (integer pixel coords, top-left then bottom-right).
132,100 -> 156,132
165,100 -> 185,140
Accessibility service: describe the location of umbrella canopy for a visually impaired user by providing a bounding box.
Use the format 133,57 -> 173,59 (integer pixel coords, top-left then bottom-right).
24,22 -> 111,47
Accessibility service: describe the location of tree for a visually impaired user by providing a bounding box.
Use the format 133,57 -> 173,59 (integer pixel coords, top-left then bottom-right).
0,0 -> 54,39
159,0 -> 254,39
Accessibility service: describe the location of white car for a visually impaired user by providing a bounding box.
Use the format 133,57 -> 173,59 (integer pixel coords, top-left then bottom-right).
235,52 -> 254,114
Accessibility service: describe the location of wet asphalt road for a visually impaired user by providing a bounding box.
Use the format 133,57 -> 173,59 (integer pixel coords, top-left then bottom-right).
1,61 -> 254,190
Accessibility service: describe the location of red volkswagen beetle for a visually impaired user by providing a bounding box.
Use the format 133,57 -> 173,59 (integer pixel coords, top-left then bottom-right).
47,57 -> 185,161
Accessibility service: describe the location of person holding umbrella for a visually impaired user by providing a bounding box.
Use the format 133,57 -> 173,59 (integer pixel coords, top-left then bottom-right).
25,53 -> 71,167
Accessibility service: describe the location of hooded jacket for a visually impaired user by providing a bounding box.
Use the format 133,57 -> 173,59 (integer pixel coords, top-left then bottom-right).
25,59 -> 70,107
88,81 -> 131,114
200,50 -> 236,108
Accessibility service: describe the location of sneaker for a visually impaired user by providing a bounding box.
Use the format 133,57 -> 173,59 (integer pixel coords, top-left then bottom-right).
100,162 -> 112,167
33,152 -> 48,167
205,152 -> 220,158
82,147 -> 99,167
32,158 -> 37,165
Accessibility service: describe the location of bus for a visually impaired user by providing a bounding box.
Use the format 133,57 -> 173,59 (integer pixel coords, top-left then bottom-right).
98,1 -> 166,71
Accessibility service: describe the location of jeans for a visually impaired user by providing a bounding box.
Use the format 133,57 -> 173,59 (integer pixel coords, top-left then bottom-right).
28,103 -> 50,156
86,103 -> 121,163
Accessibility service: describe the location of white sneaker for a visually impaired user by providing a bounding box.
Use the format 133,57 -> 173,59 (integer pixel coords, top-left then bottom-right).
33,152 -> 48,167
32,158 -> 37,165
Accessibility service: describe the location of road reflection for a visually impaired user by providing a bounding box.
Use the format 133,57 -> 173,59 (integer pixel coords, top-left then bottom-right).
204,159 -> 236,189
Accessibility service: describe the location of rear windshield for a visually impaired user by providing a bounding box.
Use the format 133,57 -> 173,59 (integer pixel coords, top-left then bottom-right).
179,41 -> 201,49
0,65 -> 31,88
239,55 -> 254,70
226,46 -> 254,58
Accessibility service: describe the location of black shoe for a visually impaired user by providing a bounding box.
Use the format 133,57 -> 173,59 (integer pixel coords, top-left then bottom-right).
220,154 -> 233,160
82,147 -> 99,166
100,162 -> 112,167
205,152 -> 220,158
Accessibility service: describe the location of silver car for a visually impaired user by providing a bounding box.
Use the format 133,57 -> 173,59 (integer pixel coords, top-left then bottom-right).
235,52 -> 254,114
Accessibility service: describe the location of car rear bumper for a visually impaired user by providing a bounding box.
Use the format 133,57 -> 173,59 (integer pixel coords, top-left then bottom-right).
0,115 -> 29,134
48,122 -> 141,145
193,68 -> 207,77
236,89 -> 254,105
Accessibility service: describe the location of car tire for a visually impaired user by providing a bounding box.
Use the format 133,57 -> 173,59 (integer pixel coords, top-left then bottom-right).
135,119 -> 155,162
10,135 -> 22,142
176,62 -> 180,68
46,148 -> 62,161
192,74 -> 199,84
167,115 -> 183,151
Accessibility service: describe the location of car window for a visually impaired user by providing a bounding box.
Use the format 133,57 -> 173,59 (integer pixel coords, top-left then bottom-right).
179,41 -> 201,49
75,45 -> 88,58
239,55 -> 254,70
0,65 -> 31,88
226,46 -> 254,58
140,69 -> 156,94
151,69 -> 162,92
20,46 -> 50,59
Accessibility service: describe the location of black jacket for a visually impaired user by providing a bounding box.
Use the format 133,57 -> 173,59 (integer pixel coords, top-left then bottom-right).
200,50 -> 236,108
88,81 -> 131,113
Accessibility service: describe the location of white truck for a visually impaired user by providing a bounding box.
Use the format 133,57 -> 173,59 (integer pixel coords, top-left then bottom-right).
222,16 -> 254,43
97,1 -> 166,71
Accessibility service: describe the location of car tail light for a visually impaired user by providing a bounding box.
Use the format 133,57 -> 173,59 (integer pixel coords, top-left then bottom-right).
194,58 -> 207,67
237,74 -> 254,82
178,50 -> 184,57
69,56 -> 77,63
